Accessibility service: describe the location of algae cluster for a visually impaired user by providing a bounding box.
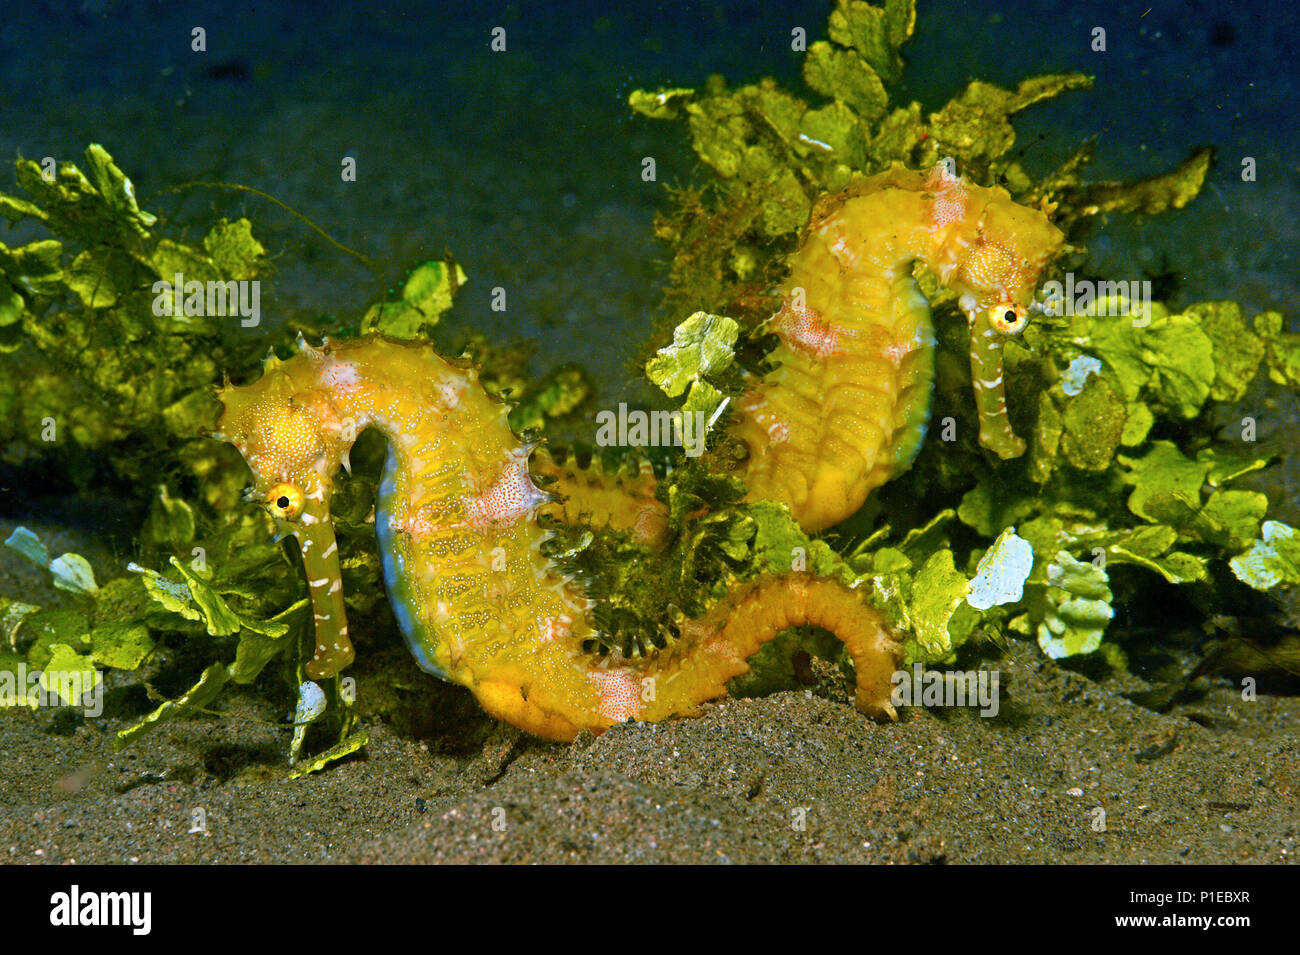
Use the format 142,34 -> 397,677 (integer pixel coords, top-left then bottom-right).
625,0 -> 1297,676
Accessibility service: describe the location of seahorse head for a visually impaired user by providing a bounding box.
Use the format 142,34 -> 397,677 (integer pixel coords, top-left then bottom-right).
950,191 -> 1064,335
214,350 -> 353,526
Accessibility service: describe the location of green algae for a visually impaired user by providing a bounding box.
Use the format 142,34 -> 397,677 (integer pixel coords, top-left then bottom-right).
645,311 -> 739,397
1033,552 -> 1114,660
645,311 -> 741,433
288,728 -> 369,779
1230,522 -> 1300,591
0,137 -> 476,766
0,145 -> 270,493
361,258 -> 466,339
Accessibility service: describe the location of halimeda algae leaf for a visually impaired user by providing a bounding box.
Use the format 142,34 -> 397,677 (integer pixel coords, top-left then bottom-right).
967,528 -> 1034,611
1230,521 -> 1300,591
1037,553 -> 1114,659
645,311 -> 739,397
361,258 -> 467,339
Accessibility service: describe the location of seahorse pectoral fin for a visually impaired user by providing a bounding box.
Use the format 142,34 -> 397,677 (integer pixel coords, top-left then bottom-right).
967,309 -> 1026,459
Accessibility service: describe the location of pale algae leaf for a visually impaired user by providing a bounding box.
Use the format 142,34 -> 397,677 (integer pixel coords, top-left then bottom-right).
1230,521 -> 1300,591
4,526 -> 49,567
644,311 -> 739,398
128,561 -> 202,622
1060,355 -> 1101,396
49,553 -> 98,595
0,599 -> 40,650
966,528 -> 1034,610
5,526 -> 98,593
289,680 -> 328,766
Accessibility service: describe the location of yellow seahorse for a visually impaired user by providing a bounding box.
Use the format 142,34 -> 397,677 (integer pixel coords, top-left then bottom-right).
731,160 -> 1064,531
215,159 -> 1062,740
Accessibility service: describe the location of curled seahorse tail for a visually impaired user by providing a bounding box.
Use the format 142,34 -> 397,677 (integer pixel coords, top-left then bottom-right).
635,575 -> 900,724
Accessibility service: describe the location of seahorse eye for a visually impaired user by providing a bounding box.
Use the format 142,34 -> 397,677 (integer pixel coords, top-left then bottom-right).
989,303 -> 1028,335
267,482 -> 305,519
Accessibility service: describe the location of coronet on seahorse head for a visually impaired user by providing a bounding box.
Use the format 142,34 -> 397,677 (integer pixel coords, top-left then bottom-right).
928,158 -> 1066,337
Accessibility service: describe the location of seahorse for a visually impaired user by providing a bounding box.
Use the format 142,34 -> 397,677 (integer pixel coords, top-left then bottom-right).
214,159 -> 1062,740
215,336 -> 898,740
500,161 -> 1062,543
730,160 -> 1064,531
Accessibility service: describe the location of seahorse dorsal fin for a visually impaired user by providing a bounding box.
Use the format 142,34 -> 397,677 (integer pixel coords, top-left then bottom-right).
927,156 -> 960,191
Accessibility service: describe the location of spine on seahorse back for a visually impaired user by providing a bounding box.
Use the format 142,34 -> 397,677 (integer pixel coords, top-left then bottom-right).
216,334 -> 900,741
731,162 -> 1064,532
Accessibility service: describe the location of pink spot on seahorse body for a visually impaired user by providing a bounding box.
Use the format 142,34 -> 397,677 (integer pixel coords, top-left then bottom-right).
927,159 -> 968,231
738,391 -> 790,443
816,217 -> 862,270
772,301 -> 841,359
403,512 -> 436,537
702,626 -> 743,666
537,614 -> 572,643
466,451 -> 547,529
319,358 -> 363,393
435,377 -> 468,410
881,333 -> 920,367
588,668 -> 642,723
